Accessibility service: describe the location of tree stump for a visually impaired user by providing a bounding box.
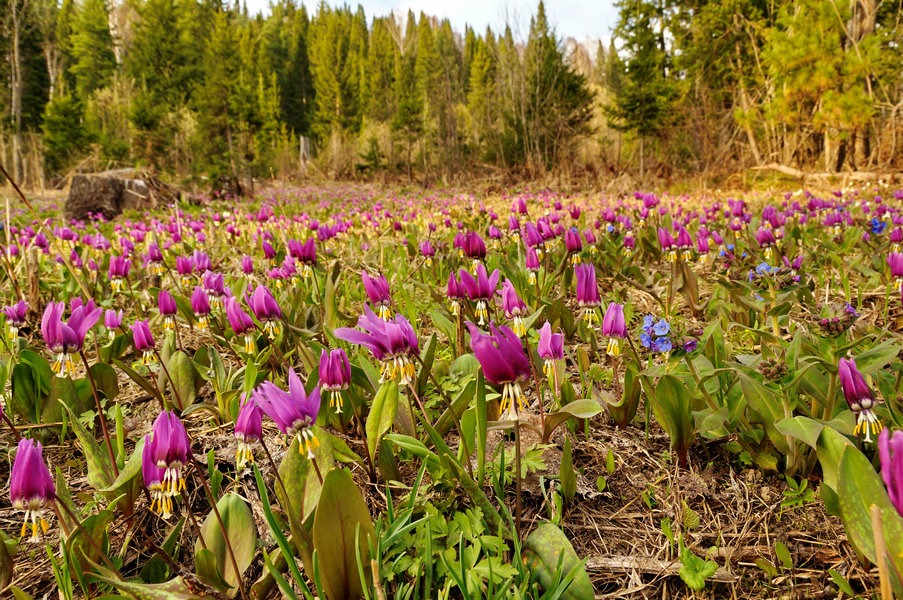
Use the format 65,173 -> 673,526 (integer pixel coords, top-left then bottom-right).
65,171 -> 155,220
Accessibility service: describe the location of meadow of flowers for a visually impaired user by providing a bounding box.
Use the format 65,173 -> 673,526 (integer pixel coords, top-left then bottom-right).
1,184 -> 903,599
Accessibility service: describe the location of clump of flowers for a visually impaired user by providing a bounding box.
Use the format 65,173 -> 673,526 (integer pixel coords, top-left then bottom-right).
813,302 -> 859,337
639,316 -> 672,354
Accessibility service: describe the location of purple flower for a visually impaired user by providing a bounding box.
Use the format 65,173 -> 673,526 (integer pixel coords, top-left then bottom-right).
498,280 -> 527,336
108,255 -> 131,292
602,303 -> 626,356
459,264 -> 500,325
41,300 -> 102,377
248,285 -> 282,337
150,410 -> 191,498
142,434 -> 172,518
565,229 -> 582,260
334,306 -> 419,385
234,398 -> 262,470
241,255 -> 254,274
319,348 -> 351,413
538,321 -> 564,381
10,438 -> 55,542
683,339 -> 698,353
159,290 -> 177,331
468,322 -> 531,419
889,253 -> 903,289
878,428 -> 903,518
3,300 -> 27,339
132,319 -> 156,364
525,247 -> 541,283
176,256 -> 194,284
225,297 -> 256,352
296,238 -> 317,269
657,228 -> 678,262
190,286 -> 211,329
420,240 -> 435,265
202,271 -> 227,307
447,272 -> 464,315
104,309 -> 123,340
463,231 -> 486,261
253,369 -> 321,458
838,357 -> 881,442
362,271 -> 392,319
575,264 -> 601,324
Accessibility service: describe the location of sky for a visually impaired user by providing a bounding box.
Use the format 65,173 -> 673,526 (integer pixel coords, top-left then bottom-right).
243,0 -> 618,44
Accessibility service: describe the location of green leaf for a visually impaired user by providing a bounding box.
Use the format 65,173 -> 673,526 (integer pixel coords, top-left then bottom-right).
837,444 -> 903,593
66,510 -> 114,579
89,362 -> 120,401
194,493 -> 256,596
644,375 -> 695,466
678,546 -> 718,591
416,333 -> 437,396
101,435 -> 145,493
60,402 -> 114,490
522,523 -> 594,600
385,434 -> 441,468
776,416 -> 823,450
542,399 -> 602,442
312,469 -> 375,600
166,351 -> 199,411
560,438 -> 576,504
277,432 -> 335,533
366,380 -> 398,464
0,529 -> 15,590
774,542 -> 792,570
195,548 -> 233,592
828,568 -> 855,596
89,563 -> 206,599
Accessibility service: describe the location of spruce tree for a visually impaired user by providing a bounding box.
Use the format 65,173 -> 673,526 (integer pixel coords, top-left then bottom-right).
69,0 -> 116,101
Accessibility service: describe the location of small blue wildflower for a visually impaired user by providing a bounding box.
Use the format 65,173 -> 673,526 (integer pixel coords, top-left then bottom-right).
643,315 -> 655,329
845,302 -> 859,317
606,224 -> 615,233
653,319 -> 670,336
755,294 -> 764,301
726,244 -> 735,251
640,331 -> 652,348
652,337 -> 672,353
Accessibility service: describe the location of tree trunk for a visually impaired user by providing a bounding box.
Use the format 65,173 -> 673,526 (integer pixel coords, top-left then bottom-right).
10,0 -> 25,185
639,135 -> 645,179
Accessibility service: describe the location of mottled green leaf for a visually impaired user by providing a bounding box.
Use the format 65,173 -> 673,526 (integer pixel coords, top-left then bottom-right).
312,468 -> 375,600
194,493 -> 256,596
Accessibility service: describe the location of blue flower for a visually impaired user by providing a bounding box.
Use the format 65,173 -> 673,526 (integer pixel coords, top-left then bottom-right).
726,244 -> 735,251
653,319 -> 670,336
652,337 -> 672,353
844,302 -> 859,317
748,270 -> 755,283
755,294 -> 764,301
606,224 -> 614,233
871,218 -> 887,234
683,339 -> 698,353
643,315 -> 655,329
640,332 -> 652,348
